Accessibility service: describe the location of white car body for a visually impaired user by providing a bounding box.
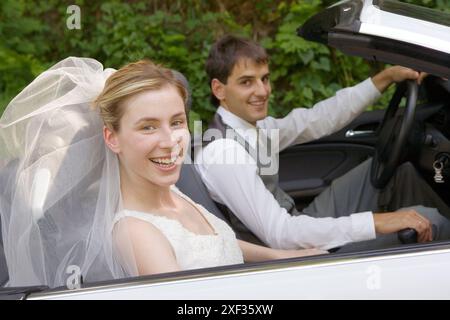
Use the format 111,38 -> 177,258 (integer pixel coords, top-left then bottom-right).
359,4 -> 450,54
27,245 -> 450,299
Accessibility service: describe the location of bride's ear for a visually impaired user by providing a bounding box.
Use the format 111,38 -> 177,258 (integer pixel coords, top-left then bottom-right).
103,126 -> 120,153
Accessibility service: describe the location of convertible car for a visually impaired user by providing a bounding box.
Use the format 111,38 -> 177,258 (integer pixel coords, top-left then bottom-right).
1,0 -> 450,299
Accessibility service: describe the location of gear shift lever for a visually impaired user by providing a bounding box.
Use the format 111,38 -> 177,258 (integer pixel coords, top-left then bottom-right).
398,228 -> 417,244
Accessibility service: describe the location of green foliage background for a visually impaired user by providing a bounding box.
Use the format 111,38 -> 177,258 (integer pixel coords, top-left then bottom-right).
0,0 -> 448,126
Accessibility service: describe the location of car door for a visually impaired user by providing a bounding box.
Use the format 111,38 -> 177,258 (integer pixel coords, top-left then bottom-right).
279,109 -> 382,209
279,101 -> 447,209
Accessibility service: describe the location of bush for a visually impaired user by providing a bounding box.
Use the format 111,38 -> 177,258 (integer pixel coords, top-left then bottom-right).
0,0 -> 448,125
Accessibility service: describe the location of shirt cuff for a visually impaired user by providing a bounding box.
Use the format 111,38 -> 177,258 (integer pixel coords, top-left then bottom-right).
364,77 -> 383,102
350,211 -> 376,242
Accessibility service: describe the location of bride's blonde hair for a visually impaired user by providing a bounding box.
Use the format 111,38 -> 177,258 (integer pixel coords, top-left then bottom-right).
93,60 -> 188,131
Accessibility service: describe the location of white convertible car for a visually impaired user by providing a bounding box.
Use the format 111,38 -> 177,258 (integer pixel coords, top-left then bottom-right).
1,0 -> 450,299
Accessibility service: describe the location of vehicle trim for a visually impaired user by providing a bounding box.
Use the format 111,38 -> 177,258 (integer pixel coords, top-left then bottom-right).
27,242 -> 450,299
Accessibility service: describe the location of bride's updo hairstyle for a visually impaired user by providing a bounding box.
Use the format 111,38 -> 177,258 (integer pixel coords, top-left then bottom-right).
93,60 -> 188,132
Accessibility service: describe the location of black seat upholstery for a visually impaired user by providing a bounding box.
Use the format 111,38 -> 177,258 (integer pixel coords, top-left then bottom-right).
176,163 -> 227,222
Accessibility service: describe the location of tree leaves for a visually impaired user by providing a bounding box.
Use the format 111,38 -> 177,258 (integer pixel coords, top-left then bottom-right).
0,0 -> 446,122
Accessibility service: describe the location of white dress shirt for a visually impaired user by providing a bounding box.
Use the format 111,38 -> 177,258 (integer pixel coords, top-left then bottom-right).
195,78 -> 381,250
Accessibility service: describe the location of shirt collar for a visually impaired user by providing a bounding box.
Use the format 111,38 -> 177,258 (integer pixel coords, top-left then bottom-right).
217,106 -> 257,131
217,106 -> 260,149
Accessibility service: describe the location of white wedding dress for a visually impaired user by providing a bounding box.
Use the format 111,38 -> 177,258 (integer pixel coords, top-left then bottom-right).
113,186 -> 244,271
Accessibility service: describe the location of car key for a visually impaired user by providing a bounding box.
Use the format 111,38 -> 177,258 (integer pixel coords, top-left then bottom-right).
433,159 -> 445,183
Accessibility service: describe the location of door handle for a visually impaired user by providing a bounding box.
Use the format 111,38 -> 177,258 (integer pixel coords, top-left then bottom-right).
345,129 -> 375,138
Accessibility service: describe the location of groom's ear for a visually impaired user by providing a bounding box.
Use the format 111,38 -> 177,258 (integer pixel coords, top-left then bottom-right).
211,78 -> 226,102
103,126 -> 120,154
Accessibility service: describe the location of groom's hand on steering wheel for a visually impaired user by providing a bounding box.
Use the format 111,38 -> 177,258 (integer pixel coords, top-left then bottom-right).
372,66 -> 425,93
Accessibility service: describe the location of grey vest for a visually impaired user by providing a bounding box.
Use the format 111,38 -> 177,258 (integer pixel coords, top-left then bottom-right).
205,113 -> 299,246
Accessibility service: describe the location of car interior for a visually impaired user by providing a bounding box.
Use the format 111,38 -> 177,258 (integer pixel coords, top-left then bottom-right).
279,76 -> 450,212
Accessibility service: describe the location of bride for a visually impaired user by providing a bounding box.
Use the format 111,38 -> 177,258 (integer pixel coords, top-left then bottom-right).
0,57 -> 325,288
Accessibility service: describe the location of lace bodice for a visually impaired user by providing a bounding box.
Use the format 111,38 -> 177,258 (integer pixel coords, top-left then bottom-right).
113,186 -> 244,271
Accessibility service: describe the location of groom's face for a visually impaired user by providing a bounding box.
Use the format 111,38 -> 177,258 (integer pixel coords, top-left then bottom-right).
214,58 -> 271,126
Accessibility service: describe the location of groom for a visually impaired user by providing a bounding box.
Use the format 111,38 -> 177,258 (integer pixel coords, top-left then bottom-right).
194,34 -> 450,251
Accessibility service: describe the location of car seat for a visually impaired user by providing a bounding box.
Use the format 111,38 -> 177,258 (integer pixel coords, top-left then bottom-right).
175,163 -> 228,222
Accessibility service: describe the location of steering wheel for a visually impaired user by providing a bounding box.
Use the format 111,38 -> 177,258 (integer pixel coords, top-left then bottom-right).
370,80 -> 418,189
